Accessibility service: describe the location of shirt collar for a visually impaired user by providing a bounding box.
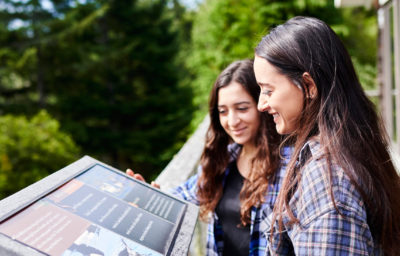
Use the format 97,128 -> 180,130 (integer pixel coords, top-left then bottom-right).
297,136 -> 324,167
228,143 -> 242,162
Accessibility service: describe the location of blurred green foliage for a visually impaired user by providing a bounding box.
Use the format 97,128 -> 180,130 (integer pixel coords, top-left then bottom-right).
0,110 -> 80,198
187,0 -> 378,128
0,0 -> 195,193
0,0 -> 380,197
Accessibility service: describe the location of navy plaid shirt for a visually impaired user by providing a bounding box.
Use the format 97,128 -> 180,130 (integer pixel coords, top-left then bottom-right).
262,138 -> 383,256
170,143 -> 292,256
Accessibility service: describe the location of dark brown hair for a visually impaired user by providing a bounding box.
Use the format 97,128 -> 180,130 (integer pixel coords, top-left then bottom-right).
255,16 -> 400,254
197,59 -> 282,225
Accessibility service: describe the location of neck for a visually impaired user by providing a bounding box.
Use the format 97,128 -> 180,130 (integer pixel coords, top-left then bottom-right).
237,143 -> 257,179
241,143 -> 257,158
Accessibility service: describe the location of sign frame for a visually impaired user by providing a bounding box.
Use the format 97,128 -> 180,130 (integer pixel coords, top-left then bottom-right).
0,155 -> 198,256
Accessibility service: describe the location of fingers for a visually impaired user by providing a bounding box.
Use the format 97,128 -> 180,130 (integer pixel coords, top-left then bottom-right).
134,173 -> 145,182
125,168 -> 160,189
150,181 -> 161,189
125,168 -> 146,182
126,168 -> 134,176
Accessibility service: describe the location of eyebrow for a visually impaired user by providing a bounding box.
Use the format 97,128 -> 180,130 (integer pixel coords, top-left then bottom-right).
218,101 -> 252,107
257,82 -> 273,87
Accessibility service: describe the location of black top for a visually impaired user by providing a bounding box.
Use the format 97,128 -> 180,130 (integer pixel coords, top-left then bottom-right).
215,161 -> 250,256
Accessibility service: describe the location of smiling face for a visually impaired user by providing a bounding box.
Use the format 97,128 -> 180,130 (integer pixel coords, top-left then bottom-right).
218,81 -> 260,147
253,55 -> 304,135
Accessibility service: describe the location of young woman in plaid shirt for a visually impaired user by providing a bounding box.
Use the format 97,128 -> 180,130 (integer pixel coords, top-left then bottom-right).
128,59 -> 291,255
254,16 -> 400,255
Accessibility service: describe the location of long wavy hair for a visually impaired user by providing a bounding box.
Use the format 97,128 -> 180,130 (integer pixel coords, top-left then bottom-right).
255,16 -> 400,254
197,59 -> 282,225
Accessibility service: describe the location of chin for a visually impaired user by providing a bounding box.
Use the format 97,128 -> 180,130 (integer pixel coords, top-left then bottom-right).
232,138 -> 248,145
277,128 -> 293,135
276,129 -> 286,135
275,125 -> 283,134
276,127 -> 287,135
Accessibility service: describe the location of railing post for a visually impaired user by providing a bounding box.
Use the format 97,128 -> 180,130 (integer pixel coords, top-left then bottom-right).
378,5 -> 394,141
394,0 -> 400,152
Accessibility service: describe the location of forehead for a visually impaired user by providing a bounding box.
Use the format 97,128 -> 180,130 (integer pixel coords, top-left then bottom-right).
254,55 -> 298,89
217,81 -> 254,105
253,55 -> 280,83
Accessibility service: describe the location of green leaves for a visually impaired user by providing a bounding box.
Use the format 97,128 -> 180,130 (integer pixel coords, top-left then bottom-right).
186,0 -> 378,128
0,110 -> 80,198
0,0 -> 379,197
0,0 -> 195,186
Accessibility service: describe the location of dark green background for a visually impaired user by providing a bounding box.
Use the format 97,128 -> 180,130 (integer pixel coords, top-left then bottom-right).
0,0 -> 378,199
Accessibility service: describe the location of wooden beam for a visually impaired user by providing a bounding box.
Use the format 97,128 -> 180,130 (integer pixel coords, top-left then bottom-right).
334,0 -> 373,8
394,0 -> 400,152
379,5 -> 394,140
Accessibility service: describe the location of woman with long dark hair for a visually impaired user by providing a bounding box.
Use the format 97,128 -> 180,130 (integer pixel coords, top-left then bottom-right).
253,16 -> 400,255
128,59 -> 291,255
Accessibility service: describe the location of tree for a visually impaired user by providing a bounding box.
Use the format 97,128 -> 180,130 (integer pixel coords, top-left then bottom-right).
0,0 -> 195,181
48,0 -> 194,178
187,0 -> 377,126
0,0 -> 74,114
0,110 -> 80,199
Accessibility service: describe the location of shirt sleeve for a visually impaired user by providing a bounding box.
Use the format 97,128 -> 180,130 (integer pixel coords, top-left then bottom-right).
289,208 -> 376,255
286,158 -> 377,256
169,172 -> 200,205
171,143 -> 239,206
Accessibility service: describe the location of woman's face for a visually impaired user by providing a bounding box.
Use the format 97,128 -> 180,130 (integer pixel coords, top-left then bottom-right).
253,55 -> 304,135
218,81 -> 260,147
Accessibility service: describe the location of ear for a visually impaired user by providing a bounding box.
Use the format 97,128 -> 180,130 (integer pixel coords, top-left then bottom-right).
302,72 -> 317,99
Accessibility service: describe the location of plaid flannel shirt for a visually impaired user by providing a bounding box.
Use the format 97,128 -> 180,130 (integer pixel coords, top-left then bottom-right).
170,143 -> 292,256
262,138 -> 383,256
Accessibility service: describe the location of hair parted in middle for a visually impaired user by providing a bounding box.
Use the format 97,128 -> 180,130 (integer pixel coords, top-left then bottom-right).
197,59 -> 282,225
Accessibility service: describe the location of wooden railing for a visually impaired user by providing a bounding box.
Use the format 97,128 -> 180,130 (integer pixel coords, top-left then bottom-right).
155,115 -> 209,190
377,0 -> 400,152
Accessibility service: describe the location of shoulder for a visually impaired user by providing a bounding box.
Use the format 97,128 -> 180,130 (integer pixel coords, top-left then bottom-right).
292,138 -> 367,225
170,173 -> 200,204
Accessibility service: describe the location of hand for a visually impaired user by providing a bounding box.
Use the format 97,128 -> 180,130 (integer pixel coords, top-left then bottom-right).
126,168 -> 160,189
126,168 -> 146,182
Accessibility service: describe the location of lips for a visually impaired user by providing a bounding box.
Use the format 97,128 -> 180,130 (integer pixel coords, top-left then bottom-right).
270,113 -> 280,123
231,127 -> 246,136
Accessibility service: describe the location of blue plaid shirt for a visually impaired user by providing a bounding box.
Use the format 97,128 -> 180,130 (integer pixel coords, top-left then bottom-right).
170,143 -> 292,256
261,138 -> 383,256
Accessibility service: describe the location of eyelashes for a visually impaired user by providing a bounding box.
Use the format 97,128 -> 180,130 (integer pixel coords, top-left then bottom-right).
262,90 -> 272,96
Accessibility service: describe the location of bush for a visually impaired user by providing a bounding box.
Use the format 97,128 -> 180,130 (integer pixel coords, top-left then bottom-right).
0,110 -> 80,199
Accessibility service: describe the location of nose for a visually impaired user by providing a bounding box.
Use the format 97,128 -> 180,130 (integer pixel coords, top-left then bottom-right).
258,95 -> 270,112
228,111 -> 240,127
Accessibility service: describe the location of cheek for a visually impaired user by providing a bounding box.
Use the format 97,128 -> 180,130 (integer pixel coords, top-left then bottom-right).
244,111 -> 260,128
273,90 -> 303,112
283,97 -> 304,123
219,116 -> 229,130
